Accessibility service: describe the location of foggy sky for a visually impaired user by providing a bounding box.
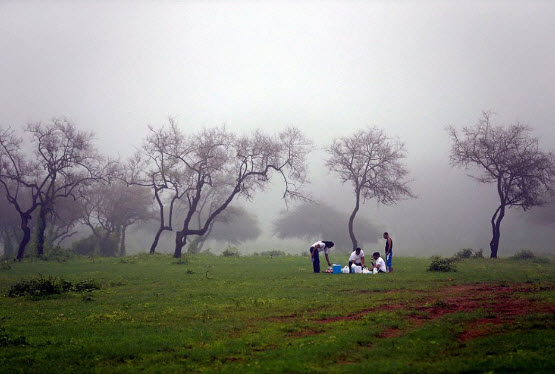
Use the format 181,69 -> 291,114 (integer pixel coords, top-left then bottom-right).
2,1 -> 554,255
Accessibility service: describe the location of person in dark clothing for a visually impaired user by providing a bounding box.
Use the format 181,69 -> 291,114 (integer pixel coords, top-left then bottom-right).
383,232 -> 393,272
309,240 -> 334,273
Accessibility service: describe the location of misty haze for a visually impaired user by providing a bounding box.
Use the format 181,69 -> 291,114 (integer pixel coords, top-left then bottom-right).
1,1 -> 554,373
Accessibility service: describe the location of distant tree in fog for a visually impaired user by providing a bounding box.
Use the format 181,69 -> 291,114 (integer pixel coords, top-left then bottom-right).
145,120 -> 310,258
45,195 -> 82,247
326,127 -> 414,250
0,120 -> 104,260
273,202 -> 380,253
448,112 -> 555,258
187,206 -> 261,253
78,181 -> 154,256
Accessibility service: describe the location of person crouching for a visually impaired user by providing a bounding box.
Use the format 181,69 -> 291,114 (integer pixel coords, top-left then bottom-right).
371,252 -> 387,273
348,247 -> 366,273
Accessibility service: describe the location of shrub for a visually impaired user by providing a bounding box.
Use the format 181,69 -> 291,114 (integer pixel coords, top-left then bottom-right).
511,249 -> 535,260
427,256 -> 457,272
44,246 -> 73,262
72,236 -> 98,256
453,248 -> 473,260
71,279 -> 101,292
7,275 -> 100,298
222,246 -> 240,257
472,249 -> 484,258
0,259 -> 11,271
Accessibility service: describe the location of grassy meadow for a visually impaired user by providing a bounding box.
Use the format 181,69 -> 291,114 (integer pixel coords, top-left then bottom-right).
0,253 -> 554,373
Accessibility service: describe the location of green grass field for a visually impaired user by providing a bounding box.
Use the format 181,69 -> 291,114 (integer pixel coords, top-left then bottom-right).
1,253 -> 554,373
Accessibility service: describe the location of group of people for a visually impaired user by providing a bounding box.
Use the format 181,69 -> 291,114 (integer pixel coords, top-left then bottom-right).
309,232 -> 394,274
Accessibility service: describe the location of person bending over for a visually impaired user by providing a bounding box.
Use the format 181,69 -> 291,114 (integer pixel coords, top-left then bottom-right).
310,240 -> 334,273
371,252 -> 387,273
348,247 -> 366,273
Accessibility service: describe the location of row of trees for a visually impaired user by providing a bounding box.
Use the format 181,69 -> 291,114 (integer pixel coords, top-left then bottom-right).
1,112 -> 554,259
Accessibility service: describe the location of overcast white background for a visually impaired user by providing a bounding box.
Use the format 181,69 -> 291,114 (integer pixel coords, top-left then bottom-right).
1,0 -> 554,255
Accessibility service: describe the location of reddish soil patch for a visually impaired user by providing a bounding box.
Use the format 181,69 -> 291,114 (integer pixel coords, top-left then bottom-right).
314,304 -> 405,324
263,282 -> 553,343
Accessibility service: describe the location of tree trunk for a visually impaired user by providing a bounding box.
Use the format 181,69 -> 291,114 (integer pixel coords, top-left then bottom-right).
348,188 -> 361,250
16,215 -> 32,261
149,227 -> 165,254
489,205 -> 505,258
174,231 -> 186,258
120,227 -> 127,257
36,204 -> 48,257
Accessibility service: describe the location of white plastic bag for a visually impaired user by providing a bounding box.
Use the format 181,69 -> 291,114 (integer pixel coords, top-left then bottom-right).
354,265 -> 362,273
362,268 -> 370,274
341,266 -> 350,274
373,268 -> 378,274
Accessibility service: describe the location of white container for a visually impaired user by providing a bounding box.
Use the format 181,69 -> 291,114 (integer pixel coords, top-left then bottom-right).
373,268 -> 378,274
354,265 -> 362,273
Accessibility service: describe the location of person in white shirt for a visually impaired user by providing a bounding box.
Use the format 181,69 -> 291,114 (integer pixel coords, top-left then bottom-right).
348,247 -> 366,273
371,252 -> 387,273
310,240 -> 334,273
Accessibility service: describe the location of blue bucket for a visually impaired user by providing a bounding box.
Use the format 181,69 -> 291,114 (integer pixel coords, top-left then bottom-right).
332,264 -> 341,274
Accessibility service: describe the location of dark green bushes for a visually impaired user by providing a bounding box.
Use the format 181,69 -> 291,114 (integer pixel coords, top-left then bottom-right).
427,256 -> 457,272
7,275 -> 100,298
511,249 -> 535,260
222,247 -> 240,257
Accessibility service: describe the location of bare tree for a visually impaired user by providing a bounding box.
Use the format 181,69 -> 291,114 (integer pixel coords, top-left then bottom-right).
0,128 -> 43,260
326,127 -> 414,250
0,120 -> 104,259
125,120 -> 187,254
448,112 -> 555,258
147,121 -> 310,258
273,202 -> 380,252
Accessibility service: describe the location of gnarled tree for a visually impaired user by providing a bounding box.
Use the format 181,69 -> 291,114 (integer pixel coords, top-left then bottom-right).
0,120 -> 104,259
448,112 -> 555,258
125,119 -> 186,254
147,121 -> 310,258
326,127 -> 414,250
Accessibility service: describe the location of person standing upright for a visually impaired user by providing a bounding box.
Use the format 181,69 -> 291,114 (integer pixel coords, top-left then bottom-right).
383,232 -> 393,272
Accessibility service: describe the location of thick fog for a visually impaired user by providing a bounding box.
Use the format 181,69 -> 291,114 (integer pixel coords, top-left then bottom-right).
1,1 -> 554,256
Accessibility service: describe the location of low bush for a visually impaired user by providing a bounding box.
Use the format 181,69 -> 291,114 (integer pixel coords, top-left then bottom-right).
472,249 -> 484,258
511,249 -> 535,260
222,247 -> 240,257
427,256 -> 457,272
7,275 -> 100,298
453,248 -> 473,260
44,246 -> 73,262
